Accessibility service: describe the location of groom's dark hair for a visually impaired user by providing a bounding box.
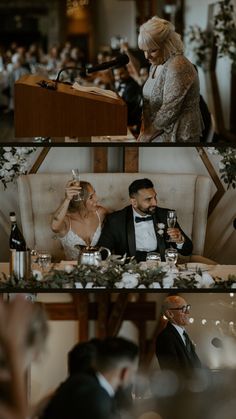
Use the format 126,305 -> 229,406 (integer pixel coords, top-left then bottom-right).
129,178 -> 154,197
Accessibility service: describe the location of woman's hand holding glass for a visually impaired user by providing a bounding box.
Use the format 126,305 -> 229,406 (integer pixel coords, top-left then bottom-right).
65,180 -> 82,202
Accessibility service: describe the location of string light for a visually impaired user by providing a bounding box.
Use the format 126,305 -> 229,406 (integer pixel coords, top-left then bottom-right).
229,321 -> 234,326
230,293 -> 234,297
215,320 -> 221,326
201,319 -> 207,325
189,317 -> 194,323
67,0 -> 89,8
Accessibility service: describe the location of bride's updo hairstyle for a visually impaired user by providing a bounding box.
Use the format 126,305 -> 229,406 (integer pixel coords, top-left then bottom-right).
138,16 -> 184,62
68,181 -> 92,213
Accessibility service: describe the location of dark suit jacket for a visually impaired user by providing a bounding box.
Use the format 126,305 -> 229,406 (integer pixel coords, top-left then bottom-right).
156,322 -> 202,374
98,205 -> 193,261
40,372 -> 117,419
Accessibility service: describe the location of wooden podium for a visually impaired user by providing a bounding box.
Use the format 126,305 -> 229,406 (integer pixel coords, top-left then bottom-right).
14,75 -> 127,138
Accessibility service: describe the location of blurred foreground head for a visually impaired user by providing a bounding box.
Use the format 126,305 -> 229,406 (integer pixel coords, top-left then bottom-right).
0,296 -> 49,372
67,338 -> 100,375
95,336 -> 139,390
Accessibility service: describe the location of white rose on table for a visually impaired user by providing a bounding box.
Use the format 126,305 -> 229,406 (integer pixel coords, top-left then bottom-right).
85,282 -> 94,289
75,282 -> 83,289
64,264 -> 75,274
162,274 -> 174,288
120,272 -> 140,288
149,282 -> 161,289
32,270 -> 43,281
195,272 -> 214,288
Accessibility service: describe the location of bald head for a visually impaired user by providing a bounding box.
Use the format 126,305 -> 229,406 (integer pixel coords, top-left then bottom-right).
162,295 -> 190,327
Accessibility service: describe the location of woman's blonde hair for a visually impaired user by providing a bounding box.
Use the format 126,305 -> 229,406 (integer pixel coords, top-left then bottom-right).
68,181 -> 93,213
138,16 -> 184,61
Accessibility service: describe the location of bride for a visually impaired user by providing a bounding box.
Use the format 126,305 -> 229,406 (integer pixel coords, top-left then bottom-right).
51,180 -> 108,260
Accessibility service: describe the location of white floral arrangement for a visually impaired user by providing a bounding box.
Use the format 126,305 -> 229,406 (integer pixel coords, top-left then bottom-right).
207,147 -> 236,189
185,25 -> 212,69
185,0 -> 236,69
1,260 -> 236,290
0,147 -> 36,189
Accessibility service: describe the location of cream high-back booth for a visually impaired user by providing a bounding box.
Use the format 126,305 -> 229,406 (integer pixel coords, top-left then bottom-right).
17,173 -> 213,260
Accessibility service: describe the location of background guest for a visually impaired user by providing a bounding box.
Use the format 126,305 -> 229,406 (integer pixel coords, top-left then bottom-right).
113,65 -> 142,135
40,337 -> 139,419
155,295 -> 202,375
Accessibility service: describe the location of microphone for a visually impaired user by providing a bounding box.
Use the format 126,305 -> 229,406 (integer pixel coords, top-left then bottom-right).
87,54 -> 129,74
211,337 -> 223,348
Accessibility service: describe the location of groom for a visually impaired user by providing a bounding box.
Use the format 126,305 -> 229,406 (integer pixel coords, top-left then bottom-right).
98,178 -> 193,262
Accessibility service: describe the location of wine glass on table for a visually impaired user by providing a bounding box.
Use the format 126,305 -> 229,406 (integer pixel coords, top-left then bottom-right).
165,248 -> 178,273
37,251 -> 52,275
166,210 -> 177,243
71,169 -> 82,201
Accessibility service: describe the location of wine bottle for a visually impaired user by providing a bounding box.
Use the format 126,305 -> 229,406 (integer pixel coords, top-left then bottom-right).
9,212 -> 26,251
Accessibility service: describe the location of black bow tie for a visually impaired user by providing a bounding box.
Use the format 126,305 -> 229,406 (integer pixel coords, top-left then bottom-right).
135,215 -> 153,223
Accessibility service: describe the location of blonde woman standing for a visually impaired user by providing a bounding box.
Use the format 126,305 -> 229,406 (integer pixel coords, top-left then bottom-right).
137,16 -> 203,143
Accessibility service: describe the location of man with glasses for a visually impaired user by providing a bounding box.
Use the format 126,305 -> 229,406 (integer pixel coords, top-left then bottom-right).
155,295 -> 202,375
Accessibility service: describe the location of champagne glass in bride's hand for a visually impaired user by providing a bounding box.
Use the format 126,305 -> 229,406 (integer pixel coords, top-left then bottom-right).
166,210 -> 177,242
71,169 -> 82,201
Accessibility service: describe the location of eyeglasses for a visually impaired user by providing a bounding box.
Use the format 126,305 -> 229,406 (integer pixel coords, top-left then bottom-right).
169,304 -> 191,313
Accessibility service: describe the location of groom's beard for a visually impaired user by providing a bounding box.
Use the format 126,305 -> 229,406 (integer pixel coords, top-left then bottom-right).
137,205 -> 156,215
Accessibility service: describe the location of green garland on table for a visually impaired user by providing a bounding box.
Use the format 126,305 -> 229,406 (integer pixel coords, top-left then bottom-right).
0,261 -> 236,290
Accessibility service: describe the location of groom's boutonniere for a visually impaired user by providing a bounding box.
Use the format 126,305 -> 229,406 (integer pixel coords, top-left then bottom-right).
157,223 -> 165,236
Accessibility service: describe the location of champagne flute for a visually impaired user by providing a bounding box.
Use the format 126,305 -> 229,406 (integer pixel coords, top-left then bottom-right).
167,210 -> 177,242
71,169 -> 82,201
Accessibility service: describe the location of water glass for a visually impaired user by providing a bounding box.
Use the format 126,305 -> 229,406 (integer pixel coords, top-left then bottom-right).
146,252 -> 161,266
165,248 -> 178,272
37,251 -> 52,273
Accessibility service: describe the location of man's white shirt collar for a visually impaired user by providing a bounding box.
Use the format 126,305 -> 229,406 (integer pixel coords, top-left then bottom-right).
96,372 -> 115,397
172,323 -> 186,344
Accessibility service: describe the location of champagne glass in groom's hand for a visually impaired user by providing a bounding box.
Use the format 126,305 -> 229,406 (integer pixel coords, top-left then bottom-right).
166,210 -> 177,242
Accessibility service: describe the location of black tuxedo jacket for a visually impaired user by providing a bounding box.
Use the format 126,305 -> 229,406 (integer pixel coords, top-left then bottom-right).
98,205 -> 193,261
40,372 -> 117,419
156,322 -> 202,374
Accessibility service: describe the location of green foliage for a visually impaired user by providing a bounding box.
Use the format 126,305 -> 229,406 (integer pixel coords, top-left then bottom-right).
186,0 -> 236,69
0,262 -> 235,290
208,147 -> 236,189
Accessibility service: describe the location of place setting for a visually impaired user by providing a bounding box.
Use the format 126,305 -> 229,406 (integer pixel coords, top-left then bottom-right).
1,242 -> 236,290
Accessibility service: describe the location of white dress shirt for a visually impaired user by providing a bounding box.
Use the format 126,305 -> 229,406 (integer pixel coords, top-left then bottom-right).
133,209 -> 157,251
96,372 -> 115,397
172,323 -> 187,345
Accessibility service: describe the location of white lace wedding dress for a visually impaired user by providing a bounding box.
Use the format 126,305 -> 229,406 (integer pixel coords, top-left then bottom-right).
59,211 -> 102,260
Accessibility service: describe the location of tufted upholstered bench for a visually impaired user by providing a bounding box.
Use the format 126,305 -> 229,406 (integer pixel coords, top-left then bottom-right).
17,173 -> 213,261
